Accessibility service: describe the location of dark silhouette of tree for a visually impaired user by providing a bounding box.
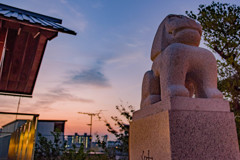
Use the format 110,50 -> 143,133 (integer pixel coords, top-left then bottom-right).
98,104 -> 134,159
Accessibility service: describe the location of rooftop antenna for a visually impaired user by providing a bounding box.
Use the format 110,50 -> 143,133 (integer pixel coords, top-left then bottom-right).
77,110 -> 105,136
77,110 -> 105,148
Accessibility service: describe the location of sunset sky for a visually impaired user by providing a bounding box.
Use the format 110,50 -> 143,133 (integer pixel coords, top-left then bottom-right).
0,0 -> 239,140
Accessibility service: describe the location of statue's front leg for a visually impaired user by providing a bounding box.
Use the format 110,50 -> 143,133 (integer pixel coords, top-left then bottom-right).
155,46 -> 189,100
140,70 -> 161,109
198,50 -> 223,98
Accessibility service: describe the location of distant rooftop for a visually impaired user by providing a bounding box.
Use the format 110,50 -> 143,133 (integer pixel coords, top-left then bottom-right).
0,3 -> 76,35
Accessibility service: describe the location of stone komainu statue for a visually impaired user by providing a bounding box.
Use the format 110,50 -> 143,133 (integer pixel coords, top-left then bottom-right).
141,14 -> 222,109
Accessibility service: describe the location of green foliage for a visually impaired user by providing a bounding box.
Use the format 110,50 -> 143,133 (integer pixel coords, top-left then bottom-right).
61,144 -> 88,160
186,1 -> 240,110
96,135 -> 118,160
34,131 -> 65,160
34,131 -> 106,160
96,135 -> 115,160
186,1 -> 240,148
99,104 -> 134,159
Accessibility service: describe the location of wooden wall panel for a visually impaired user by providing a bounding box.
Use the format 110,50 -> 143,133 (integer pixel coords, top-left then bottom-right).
0,20 -> 56,95
0,29 -> 17,90
24,34 -> 47,94
0,27 -> 7,63
16,34 -> 40,92
7,31 -> 29,92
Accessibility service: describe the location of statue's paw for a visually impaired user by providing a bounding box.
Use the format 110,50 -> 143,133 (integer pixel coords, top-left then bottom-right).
205,88 -> 223,98
167,85 -> 189,97
140,95 -> 161,109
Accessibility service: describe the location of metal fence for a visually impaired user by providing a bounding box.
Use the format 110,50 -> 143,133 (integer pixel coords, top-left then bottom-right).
0,112 -> 39,160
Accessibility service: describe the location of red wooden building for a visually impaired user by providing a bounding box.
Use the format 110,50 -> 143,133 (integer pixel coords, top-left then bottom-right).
0,3 -> 76,97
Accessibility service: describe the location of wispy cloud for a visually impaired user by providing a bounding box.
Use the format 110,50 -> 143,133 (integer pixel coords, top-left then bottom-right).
91,2 -> 104,9
45,0 -> 87,33
21,87 -> 94,113
126,41 -> 144,48
70,68 -> 110,87
67,60 -> 111,87
0,104 -> 17,111
21,103 -> 54,113
45,87 -> 94,103
59,0 -> 67,4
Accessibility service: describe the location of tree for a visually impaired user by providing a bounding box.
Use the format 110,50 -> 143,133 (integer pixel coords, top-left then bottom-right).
62,144 -> 95,160
34,131 -> 90,160
186,1 -> 240,148
98,104 -> 134,159
95,135 -> 115,159
34,131 -> 65,160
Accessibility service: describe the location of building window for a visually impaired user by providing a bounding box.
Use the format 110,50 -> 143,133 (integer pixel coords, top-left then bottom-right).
54,122 -> 64,132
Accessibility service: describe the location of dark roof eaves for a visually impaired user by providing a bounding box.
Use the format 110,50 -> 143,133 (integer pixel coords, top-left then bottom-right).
0,14 -> 77,36
0,3 -> 62,24
39,120 -> 67,122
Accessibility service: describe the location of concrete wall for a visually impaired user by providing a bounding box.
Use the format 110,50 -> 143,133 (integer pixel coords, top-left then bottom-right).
0,135 -> 11,160
2,120 -> 26,133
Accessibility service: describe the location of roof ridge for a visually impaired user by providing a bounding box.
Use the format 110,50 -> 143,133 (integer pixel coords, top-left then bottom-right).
0,3 -> 62,24
0,3 -> 76,35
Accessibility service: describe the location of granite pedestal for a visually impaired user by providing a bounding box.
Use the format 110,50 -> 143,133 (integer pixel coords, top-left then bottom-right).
129,97 -> 240,160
